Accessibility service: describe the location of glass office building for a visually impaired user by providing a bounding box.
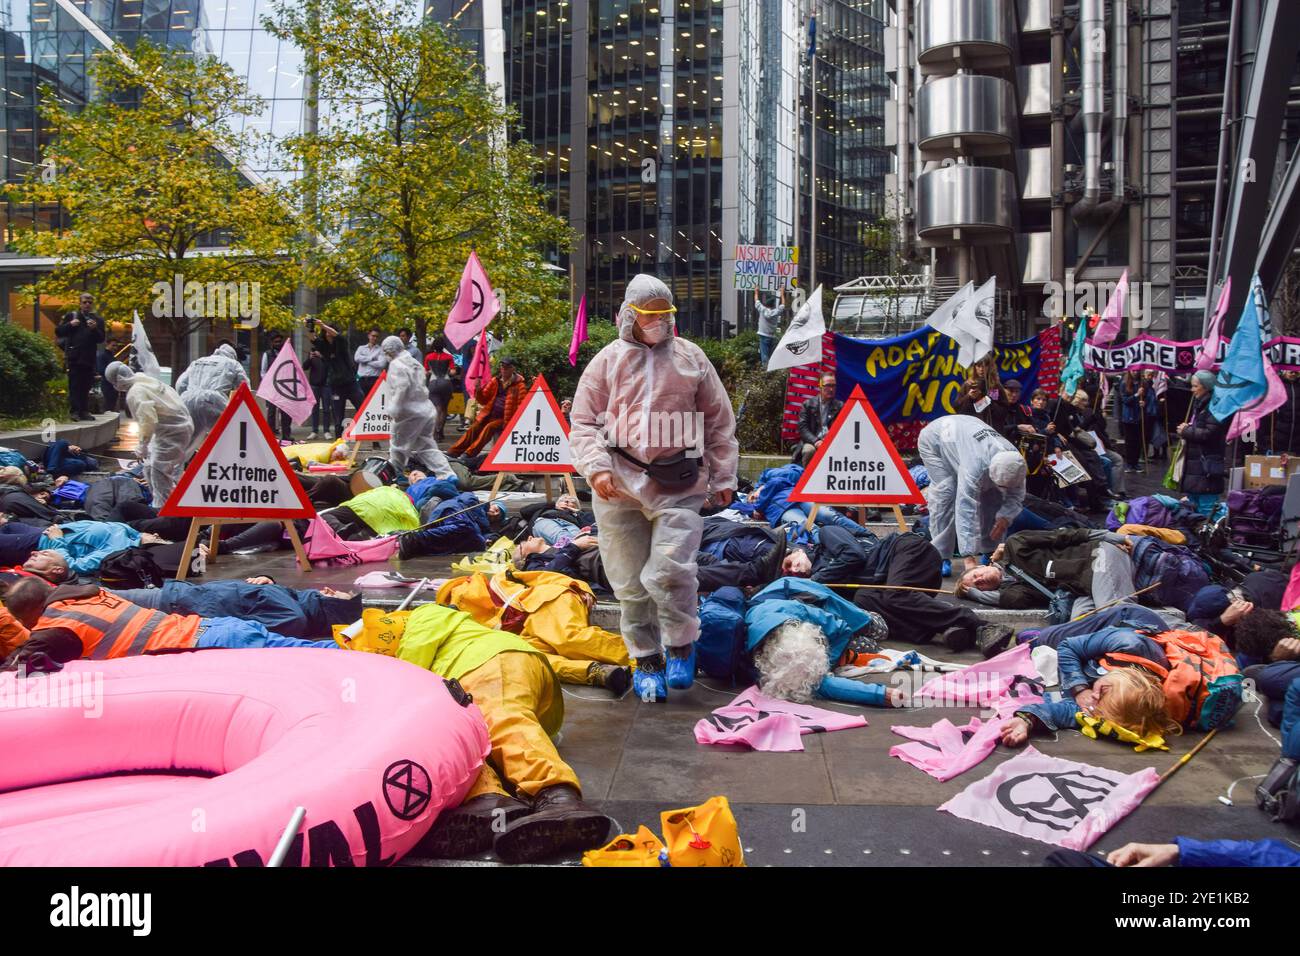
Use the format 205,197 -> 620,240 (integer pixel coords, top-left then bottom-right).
0,0 -> 318,337
446,0 -> 890,336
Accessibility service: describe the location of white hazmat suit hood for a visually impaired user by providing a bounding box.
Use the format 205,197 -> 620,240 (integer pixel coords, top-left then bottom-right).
380,336 -> 451,476
569,274 -> 740,665
105,361 -> 194,505
917,415 -> 1027,561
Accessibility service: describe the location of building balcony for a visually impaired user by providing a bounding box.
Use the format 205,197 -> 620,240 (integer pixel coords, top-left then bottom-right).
917,0 -> 1014,71
915,165 -> 1015,243
917,74 -> 1015,157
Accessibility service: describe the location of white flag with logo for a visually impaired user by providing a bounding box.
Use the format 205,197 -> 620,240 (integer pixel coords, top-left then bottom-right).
767,285 -> 825,371
929,277 -> 996,368
131,310 -> 163,379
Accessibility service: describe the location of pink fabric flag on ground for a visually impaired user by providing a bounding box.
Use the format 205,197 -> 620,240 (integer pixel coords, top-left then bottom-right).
256,340 -> 317,426
694,685 -> 867,752
1093,269 -> 1128,346
302,518 -> 398,567
1196,278 -> 1232,371
1283,560 -> 1300,612
939,746 -> 1160,850
915,642 -> 1044,709
568,295 -> 588,366
890,687 -> 1043,782
444,251 -> 501,350
463,328 -> 492,401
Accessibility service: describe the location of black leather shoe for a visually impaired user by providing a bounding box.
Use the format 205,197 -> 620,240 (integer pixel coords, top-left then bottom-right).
975,623 -> 1015,659
585,663 -> 632,697
493,785 -> 613,864
412,793 -> 531,859
939,626 -> 975,653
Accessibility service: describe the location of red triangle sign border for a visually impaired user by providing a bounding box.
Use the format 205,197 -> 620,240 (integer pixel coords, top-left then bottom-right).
480,374 -> 576,474
786,384 -> 925,505
159,382 -> 317,520
343,371 -> 391,440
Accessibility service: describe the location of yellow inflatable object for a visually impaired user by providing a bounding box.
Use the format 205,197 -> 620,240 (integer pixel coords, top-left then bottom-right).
582,826 -> 665,867
661,796 -> 745,867
332,608 -> 408,656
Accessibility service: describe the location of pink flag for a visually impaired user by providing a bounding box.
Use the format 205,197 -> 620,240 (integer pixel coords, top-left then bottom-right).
915,642 -> 1044,709
255,340 -> 317,426
1282,560 -> 1300,612
891,685 -> 1042,781
1196,278 -> 1231,371
568,295 -> 588,366
694,685 -> 867,752
463,329 -> 492,402
1228,352 -> 1287,441
444,251 -> 501,350
1093,269 -> 1127,346
302,518 -> 398,567
939,746 -> 1159,850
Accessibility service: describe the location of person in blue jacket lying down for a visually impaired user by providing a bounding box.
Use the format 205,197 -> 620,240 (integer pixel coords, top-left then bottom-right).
1048,837 -> 1300,867
743,577 -> 905,708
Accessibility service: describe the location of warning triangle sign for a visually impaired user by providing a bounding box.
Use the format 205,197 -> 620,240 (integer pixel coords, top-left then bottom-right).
480,375 -> 575,474
160,383 -> 316,519
787,385 -> 924,505
343,372 -> 393,441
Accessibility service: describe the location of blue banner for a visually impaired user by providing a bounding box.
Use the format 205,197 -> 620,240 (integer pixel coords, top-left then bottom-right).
833,329 -> 1046,425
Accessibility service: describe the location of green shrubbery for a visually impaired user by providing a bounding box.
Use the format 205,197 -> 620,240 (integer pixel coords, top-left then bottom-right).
0,321 -> 63,416
506,321 -> 786,453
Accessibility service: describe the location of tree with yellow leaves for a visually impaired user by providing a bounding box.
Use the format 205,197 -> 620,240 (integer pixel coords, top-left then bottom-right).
8,40 -> 302,371
266,0 -> 573,353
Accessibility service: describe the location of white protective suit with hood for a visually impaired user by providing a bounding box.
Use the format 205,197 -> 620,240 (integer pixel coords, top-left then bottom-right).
105,361 -> 195,506
917,414 -> 1027,562
175,343 -> 247,457
569,274 -> 739,660
380,336 -> 452,476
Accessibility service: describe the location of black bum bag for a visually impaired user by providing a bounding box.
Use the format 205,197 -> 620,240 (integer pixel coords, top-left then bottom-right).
612,446 -> 702,491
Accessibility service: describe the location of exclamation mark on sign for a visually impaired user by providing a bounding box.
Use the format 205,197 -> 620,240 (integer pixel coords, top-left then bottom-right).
239,421 -> 247,458
535,409 -> 542,431
853,421 -> 860,450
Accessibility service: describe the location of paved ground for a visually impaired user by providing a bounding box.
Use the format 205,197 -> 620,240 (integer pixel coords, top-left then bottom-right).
94,415 -> 1296,865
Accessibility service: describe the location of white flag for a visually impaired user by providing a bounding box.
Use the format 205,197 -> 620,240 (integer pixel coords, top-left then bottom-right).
131,310 -> 163,379
767,285 -> 825,371
930,277 -> 995,368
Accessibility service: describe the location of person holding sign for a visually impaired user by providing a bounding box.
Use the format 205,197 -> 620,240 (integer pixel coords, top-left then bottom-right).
379,335 -> 453,476
104,362 -> 194,507
570,274 -> 739,703
917,415 -> 1026,574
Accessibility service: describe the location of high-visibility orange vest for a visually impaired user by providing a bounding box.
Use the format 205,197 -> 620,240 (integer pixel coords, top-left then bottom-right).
36,589 -> 200,660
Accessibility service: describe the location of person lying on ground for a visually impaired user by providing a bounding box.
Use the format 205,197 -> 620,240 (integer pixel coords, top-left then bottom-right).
0,469 -> 77,526
390,601 -> 614,864
740,578 -> 907,707
955,527 -> 1138,617
396,491 -> 508,559
778,524 -> 1013,655
741,463 -> 872,534
498,494 -> 595,545
1186,568 -> 1291,649
512,519 -> 786,595
998,666 -> 1180,750
4,521 -> 168,582
283,438 -> 352,469
1047,837 -> 1300,867
0,577 -> 337,668
106,576 -> 361,640
437,568 -> 632,695
41,440 -> 97,480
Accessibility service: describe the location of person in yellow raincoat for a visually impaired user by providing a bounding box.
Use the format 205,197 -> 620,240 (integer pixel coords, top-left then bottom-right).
437,569 -> 632,695
358,602 -> 613,863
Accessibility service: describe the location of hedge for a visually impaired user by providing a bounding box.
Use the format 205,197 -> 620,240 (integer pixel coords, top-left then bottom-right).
0,320 -> 64,416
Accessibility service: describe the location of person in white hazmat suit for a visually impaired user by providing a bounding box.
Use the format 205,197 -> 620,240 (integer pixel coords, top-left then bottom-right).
569,274 -> 739,702
104,361 -> 195,507
380,335 -> 453,477
174,343 -> 248,458
917,414 -> 1027,575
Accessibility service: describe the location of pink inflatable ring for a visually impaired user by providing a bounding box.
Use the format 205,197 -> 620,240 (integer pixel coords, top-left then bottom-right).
0,649 -> 490,866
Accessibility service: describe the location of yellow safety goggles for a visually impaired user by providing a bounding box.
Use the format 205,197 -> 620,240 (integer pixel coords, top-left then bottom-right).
628,303 -> 678,316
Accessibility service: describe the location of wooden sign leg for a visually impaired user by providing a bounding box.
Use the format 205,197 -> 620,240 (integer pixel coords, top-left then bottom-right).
543,474 -> 554,502
804,504 -> 819,532
891,505 -> 908,533
563,474 -> 578,498
487,472 -> 506,503
283,520 -> 312,571
177,518 -> 202,581
208,520 -> 222,561
857,506 -> 867,526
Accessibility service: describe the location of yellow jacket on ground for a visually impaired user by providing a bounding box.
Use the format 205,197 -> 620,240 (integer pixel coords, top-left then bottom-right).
345,484 -> 420,535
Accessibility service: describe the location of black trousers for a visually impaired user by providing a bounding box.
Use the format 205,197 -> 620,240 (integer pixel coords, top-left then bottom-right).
852,534 -> 984,644
68,363 -> 94,418
1121,420 -> 1143,469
